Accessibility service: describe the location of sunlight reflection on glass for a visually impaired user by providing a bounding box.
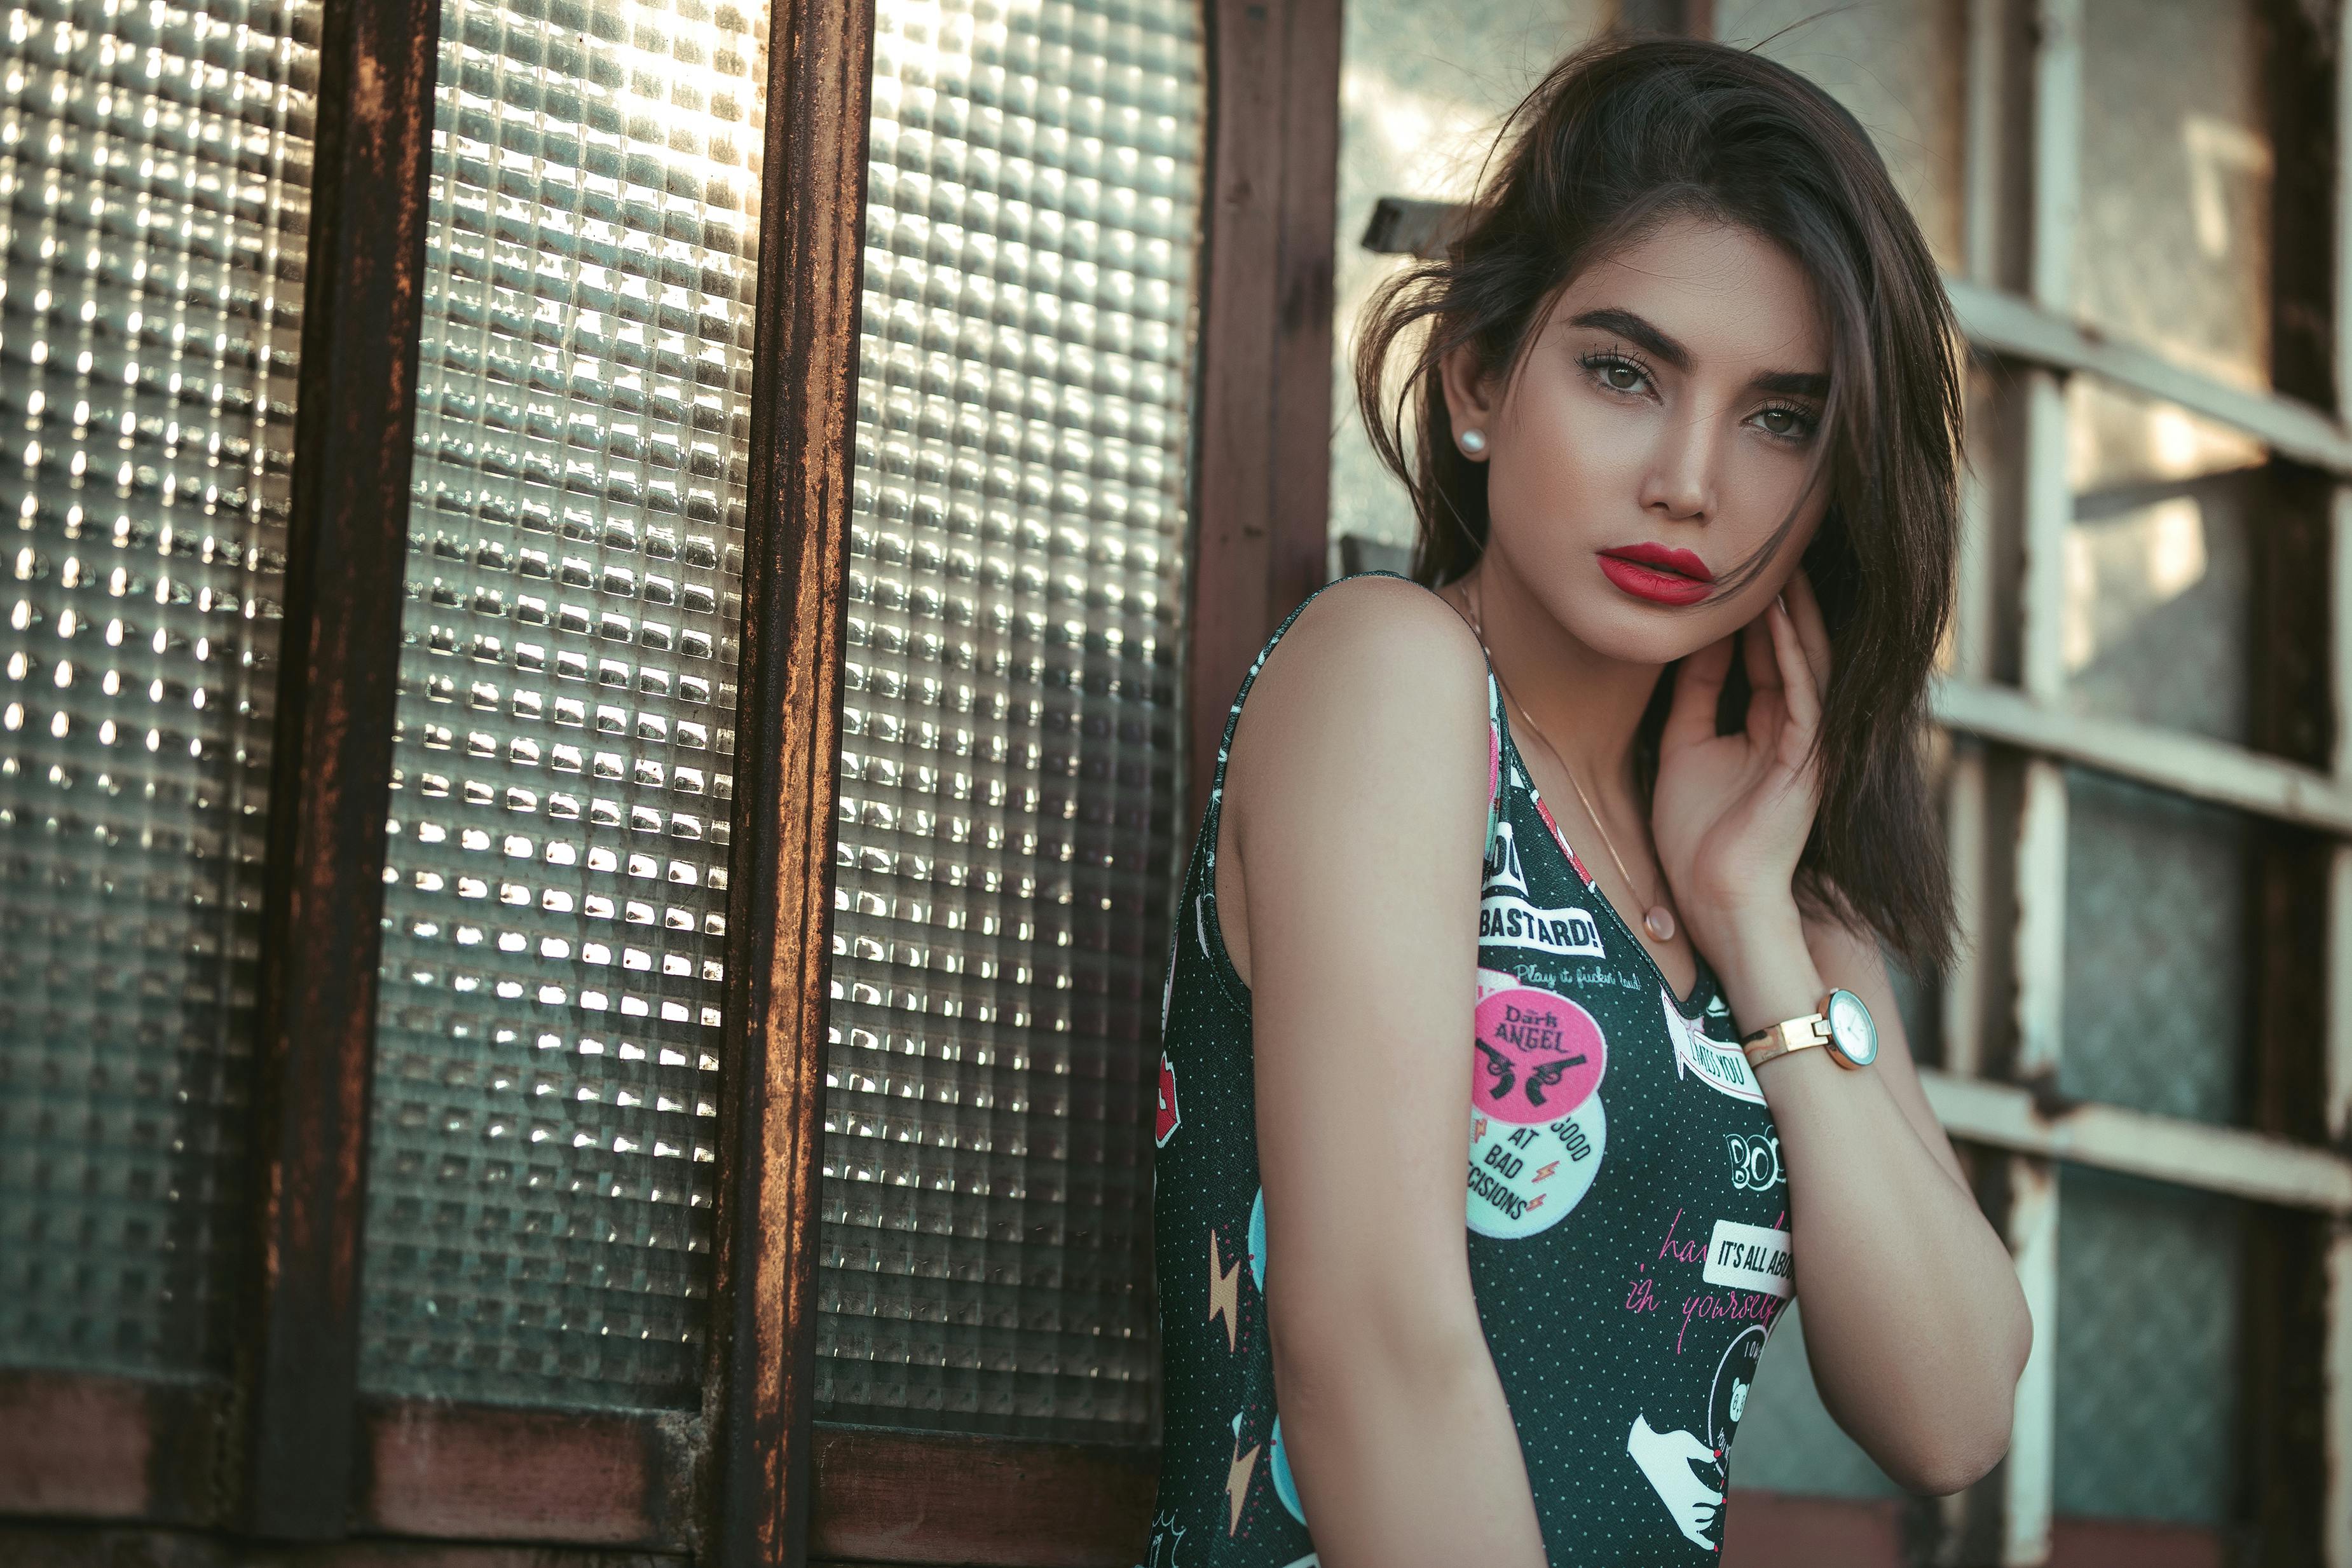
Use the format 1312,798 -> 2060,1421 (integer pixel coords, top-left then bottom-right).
0,0 -> 317,1378
816,0 -> 1207,1439
361,0 -> 765,1411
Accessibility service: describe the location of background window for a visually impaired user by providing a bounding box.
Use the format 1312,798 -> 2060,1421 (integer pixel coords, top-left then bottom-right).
1326,0 -> 1601,562
819,0 -> 1208,1441
362,0 -> 765,1411
0,0 -> 318,1379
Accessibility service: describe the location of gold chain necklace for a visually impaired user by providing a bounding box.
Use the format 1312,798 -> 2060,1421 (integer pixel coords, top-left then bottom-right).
1462,585 -> 1680,944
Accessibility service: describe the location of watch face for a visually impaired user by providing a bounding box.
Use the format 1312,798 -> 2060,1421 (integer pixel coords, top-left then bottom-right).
1825,989 -> 1878,1067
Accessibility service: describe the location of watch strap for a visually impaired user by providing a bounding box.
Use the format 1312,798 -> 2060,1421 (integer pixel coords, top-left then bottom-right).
1740,1011 -> 1831,1071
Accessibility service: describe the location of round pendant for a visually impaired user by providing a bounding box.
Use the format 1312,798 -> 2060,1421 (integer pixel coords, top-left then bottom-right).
1643,905 -> 1676,941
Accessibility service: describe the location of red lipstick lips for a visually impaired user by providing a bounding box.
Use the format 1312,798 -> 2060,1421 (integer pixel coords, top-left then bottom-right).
1597,543 -> 1714,607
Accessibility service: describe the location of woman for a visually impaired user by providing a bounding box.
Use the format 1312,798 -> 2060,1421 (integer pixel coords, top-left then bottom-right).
1147,36 -> 2031,1568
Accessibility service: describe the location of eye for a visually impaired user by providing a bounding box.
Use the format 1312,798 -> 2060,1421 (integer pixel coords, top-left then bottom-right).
1754,404 -> 1817,440
1599,360 -> 1645,392
1578,350 -> 1653,396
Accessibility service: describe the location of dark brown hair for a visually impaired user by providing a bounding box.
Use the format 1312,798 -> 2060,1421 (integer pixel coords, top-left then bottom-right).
1354,34 -> 1960,972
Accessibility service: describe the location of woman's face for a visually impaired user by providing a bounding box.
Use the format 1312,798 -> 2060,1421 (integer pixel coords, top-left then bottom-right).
1442,214 -> 1831,664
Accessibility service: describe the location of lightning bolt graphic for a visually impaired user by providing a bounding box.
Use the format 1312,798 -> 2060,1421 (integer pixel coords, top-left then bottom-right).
1207,1226 -> 1243,1353
1533,1160 -> 1559,1182
1225,1432 -> 1261,1534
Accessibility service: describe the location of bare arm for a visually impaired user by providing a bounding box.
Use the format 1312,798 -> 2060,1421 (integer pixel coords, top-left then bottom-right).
1656,571 -> 2029,1496
1801,915 -> 1966,1195
1220,577 -> 1546,1568
1717,915 -> 2029,1494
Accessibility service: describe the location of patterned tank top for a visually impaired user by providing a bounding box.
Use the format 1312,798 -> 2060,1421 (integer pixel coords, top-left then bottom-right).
1148,575 -> 1794,1567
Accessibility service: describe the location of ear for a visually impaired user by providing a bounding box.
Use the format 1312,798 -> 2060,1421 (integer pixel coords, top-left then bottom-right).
1438,343 -> 1498,460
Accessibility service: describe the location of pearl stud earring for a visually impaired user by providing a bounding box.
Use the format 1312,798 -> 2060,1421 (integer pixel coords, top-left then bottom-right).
1459,428 -> 1487,454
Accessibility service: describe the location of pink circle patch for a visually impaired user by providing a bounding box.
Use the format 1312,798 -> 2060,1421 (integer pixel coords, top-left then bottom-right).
1473,986 -> 1607,1125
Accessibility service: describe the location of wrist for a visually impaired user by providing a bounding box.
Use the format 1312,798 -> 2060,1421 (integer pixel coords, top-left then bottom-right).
1704,911 -> 1823,1035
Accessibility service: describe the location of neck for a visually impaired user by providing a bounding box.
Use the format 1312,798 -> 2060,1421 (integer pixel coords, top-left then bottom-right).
1453,547 -> 1665,803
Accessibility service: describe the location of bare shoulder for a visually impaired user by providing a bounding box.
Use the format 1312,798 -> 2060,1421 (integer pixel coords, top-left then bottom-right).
1283,571 -> 1487,667
1222,575 -> 1491,858
1236,574 -> 1491,739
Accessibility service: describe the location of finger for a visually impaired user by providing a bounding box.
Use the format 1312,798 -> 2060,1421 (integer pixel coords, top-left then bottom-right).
1767,594 -> 1824,758
1741,613 -> 1785,746
1662,636 -> 1735,752
1741,610 -> 1781,695
1784,568 -> 1832,695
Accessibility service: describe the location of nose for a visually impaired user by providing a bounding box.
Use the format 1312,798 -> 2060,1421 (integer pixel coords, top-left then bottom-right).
1638,407 -> 1718,523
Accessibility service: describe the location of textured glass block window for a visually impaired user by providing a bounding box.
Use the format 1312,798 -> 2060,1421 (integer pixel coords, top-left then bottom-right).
360,0 -> 763,1408
0,0 -> 317,1375
2064,381 -> 2259,746
2077,0 -> 2271,393
2054,1167 -> 2245,1524
817,0 -> 1207,1439
2061,770 -> 2252,1127
2059,392 -> 2260,1130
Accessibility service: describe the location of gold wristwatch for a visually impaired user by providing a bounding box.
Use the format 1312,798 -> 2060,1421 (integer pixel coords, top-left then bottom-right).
1740,988 -> 1880,1071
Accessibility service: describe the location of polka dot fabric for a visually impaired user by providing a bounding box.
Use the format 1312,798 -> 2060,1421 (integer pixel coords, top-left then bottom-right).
1149,575 -> 1793,1565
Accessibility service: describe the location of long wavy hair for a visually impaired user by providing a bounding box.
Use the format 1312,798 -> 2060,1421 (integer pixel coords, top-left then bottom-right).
1354,34 -> 1961,972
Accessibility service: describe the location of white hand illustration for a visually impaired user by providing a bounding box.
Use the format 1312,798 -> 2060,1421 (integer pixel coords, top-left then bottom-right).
1142,1512 -> 1187,1568
1627,1412 -> 1725,1550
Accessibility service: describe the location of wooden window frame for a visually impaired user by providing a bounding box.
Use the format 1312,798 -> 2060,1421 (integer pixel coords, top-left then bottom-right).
1185,0 -> 1346,822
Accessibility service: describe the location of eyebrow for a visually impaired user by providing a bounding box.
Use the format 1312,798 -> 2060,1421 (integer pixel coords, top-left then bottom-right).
1571,308 -> 1690,369
1753,369 -> 1830,399
1568,307 -> 1828,399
